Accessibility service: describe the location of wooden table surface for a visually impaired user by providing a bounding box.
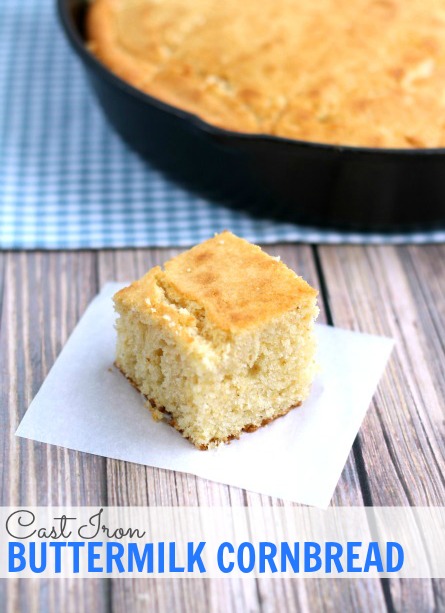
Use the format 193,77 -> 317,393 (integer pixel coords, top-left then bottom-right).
1,244 -> 444,613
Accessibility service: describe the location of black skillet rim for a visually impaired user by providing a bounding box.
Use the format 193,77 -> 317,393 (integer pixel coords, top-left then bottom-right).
58,0 -> 445,160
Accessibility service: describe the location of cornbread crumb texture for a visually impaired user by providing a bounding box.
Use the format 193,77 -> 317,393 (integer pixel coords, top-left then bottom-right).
88,0 -> 445,148
114,232 -> 319,449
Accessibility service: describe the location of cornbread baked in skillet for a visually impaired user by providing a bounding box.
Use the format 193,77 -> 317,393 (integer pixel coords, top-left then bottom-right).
113,232 -> 319,449
87,0 -> 445,148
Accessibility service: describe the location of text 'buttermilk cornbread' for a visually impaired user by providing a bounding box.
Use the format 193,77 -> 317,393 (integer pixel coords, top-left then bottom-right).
87,0 -> 445,148
113,232 -> 319,449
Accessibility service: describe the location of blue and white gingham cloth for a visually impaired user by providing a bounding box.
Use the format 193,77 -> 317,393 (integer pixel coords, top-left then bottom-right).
1,1 -> 444,249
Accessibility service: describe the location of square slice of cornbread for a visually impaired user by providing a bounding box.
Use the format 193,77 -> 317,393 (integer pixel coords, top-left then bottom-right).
113,232 -> 319,449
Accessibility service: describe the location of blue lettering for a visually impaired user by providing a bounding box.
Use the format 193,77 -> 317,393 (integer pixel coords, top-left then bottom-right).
325,542 -> 344,573
169,543 -> 185,572
67,542 -> 84,573
128,543 -> 154,573
49,542 -> 66,573
347,542 -> 362,572
387,542 -> 404,572
158,542 -> 165,573
9,542 -> 26,572
238,543 -> 255,573
259,542 -> 277,573
217,542 -> 234,573
29,542 -> 46,573
280,542 -> 299,572
106,543 -> 125,573
88,542 -> 103,572
363,542 -> 383,572
187,542 -> 206,573
305,542 -> 322,572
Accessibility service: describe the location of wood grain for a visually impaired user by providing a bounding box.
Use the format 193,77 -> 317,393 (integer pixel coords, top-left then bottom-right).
318,244 -> 445,613
0,244 -> 443,612
0,252 -> 109,613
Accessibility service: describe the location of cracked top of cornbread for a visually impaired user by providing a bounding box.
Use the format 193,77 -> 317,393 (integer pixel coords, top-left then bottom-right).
114,231 -> 317,334
88,0 -> 445,148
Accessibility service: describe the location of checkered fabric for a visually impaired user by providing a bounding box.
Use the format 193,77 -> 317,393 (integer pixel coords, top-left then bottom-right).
1,0 -> 444,249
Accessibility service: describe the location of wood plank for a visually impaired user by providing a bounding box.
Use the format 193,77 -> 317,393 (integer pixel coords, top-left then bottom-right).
98,245 -> 387,613
318,244 -> 445,613
0,252 -> 109,613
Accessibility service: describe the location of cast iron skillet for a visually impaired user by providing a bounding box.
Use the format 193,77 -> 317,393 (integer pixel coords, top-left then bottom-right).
58,0 -> 445,231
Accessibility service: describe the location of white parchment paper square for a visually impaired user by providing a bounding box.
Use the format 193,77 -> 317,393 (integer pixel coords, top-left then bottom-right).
16,283 -> 394,508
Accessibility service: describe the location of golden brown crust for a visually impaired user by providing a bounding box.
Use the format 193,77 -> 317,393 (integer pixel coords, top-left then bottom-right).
114,231 -> 317,333
87,0 -> 445,148
86,0 -> 158,87
162,231 -> 316,331
115,362 -> 301,449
